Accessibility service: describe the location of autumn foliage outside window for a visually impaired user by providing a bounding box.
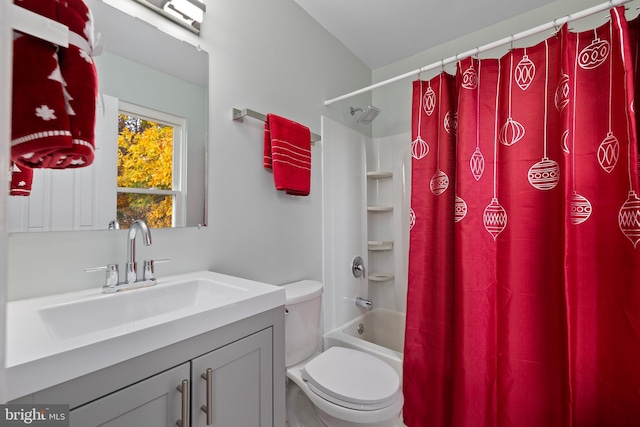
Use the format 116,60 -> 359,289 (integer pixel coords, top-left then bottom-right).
117,113 -> 174,228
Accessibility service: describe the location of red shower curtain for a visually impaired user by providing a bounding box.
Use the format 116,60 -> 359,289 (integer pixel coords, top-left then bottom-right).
404,7 -> 640,427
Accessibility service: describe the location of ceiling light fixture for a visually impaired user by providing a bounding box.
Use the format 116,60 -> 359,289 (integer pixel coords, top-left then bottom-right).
162,0 -> 206,28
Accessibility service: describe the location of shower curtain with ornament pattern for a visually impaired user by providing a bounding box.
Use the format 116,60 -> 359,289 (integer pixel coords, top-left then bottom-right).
404,6 -> 640,427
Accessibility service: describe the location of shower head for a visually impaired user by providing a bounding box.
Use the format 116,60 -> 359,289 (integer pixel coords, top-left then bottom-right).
350,106 -> 381,125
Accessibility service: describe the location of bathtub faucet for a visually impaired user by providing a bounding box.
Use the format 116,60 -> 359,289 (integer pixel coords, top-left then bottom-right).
355,296 -> 372,310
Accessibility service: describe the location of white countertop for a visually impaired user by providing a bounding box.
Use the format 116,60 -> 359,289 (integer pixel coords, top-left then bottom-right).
5,270 -> 285,401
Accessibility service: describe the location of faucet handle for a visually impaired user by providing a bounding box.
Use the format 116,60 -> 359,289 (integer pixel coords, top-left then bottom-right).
143,258 -> 170,281
351,256 -> 365,278
85,264 -> 119,289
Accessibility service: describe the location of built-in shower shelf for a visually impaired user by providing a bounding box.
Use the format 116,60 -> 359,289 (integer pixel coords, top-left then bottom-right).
368,241 -> 394,251
368,272 -> 394,282
367,206 -> 393,212
367,171 -> 393,179
365,164 -> 394,286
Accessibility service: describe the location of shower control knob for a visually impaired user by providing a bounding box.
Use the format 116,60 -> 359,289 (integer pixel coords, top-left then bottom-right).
351,256 -> 365,278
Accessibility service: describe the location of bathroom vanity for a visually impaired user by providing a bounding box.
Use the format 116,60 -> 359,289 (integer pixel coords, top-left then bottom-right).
6,271 -> 286,427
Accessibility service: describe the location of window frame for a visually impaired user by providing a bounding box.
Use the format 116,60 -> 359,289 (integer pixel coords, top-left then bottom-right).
117,101 -> 188,228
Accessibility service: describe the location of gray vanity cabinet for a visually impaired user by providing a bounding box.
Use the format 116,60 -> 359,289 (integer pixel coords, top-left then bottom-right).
191,328 -> 273,426
11,308 -> 285,427
69,362 -> 190,427
68,328 -> 273,427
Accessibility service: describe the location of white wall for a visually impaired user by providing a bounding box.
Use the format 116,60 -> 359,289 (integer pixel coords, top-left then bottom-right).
6,0 -> 372,301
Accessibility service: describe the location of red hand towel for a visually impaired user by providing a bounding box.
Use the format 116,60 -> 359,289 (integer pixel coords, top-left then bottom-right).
264,114 -> 311,196
10,162 -> 34,197
11,22 -> 73,168
50,0 -> 98,168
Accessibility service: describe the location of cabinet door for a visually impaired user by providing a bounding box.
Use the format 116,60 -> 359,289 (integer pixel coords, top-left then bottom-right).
192,328 -> 273,427
69,362 -> 190,427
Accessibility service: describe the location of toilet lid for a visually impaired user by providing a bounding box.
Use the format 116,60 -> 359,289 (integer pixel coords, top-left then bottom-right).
301,347 -> 400,410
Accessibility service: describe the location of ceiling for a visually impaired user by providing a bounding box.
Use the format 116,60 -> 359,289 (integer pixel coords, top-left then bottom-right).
294,0 -> 556,69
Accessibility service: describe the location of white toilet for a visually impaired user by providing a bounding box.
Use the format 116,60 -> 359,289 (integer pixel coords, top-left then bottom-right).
284,280 -> 403,427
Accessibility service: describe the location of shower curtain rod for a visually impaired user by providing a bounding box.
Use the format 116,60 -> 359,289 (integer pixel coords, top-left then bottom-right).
324,0 -> 633,106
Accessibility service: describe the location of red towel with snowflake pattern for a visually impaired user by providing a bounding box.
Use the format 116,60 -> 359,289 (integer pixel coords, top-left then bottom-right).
10,0 -> 98,170
10,163 -> 33,197
52,0 -> 98,168
11,0 -> 73,168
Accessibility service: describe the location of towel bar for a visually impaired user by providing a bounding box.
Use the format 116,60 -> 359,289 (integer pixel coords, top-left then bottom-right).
232,108 -> 321,143
10,4 -> 69,47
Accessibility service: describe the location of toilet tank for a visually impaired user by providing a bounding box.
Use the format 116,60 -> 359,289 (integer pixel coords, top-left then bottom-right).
283,280 -> 323,367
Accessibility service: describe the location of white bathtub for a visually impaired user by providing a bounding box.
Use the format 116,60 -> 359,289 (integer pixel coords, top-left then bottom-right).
323,309 -> 405,380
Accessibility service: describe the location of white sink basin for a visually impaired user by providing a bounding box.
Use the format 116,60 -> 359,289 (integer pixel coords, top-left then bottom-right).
6,271 -> 285,401
39,277 -> 248,339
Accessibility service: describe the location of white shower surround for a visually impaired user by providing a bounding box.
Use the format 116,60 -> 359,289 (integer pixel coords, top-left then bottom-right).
321,116 -> 410,336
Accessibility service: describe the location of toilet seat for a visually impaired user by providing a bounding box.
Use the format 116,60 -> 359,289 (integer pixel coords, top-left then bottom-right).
301,347 -> 401,411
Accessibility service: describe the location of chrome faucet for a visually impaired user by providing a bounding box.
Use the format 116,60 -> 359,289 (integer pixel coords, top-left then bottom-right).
86,219 -> 169,293
355,296 -> 373,310
126,219 -> 152,284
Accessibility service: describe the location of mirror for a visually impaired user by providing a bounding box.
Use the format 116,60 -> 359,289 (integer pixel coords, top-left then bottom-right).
7,0 -> 208,232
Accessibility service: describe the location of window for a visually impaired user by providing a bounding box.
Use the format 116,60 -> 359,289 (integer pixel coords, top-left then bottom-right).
117,102 -> 186,228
